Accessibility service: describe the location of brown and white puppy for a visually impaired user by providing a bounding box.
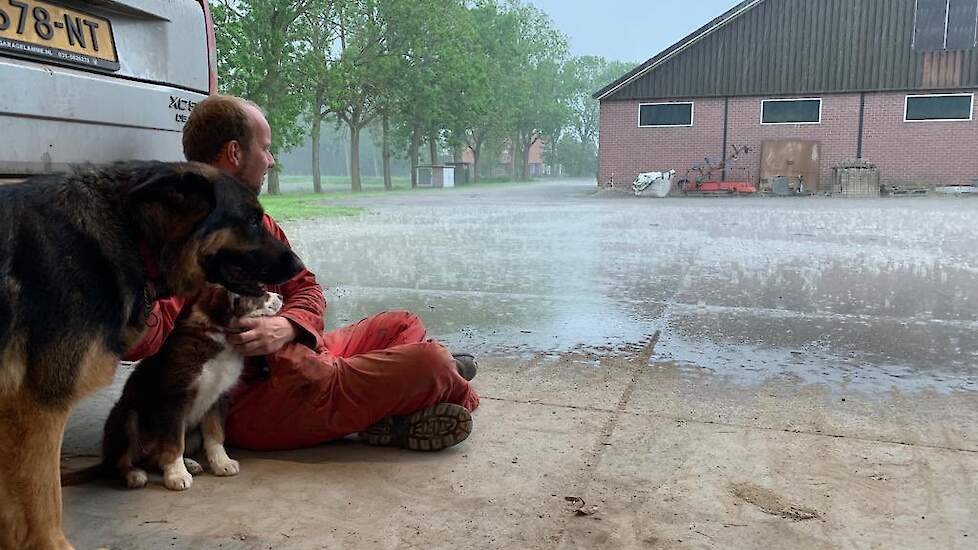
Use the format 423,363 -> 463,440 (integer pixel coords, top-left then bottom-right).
70,286 -> 283,491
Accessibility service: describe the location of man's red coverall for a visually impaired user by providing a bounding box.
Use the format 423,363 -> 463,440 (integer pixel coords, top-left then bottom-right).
124,215 -> 480,450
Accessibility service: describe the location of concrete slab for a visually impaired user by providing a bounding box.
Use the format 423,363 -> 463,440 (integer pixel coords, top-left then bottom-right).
557,413 -> 978,549
64,399 -> 611,550
627,359 -> 978,452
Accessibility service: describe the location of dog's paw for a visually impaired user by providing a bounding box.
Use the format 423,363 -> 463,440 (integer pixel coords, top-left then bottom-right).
184,458 -> 204,475
125,469 -> 148,489
164,470 -> 193,491
211,456 -> 240,477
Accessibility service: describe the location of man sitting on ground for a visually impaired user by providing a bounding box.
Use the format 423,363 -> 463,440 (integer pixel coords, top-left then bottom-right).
124,95 -> 479,452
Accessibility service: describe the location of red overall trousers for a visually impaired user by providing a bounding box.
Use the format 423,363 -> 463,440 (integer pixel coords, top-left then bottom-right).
225,310 -> 480,450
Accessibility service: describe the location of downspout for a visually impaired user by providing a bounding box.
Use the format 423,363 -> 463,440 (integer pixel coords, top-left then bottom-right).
856,92 -> 866,159
721,96 -> 729,181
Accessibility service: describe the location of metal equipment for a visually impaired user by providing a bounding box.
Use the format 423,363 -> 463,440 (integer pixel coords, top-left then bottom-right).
677,145 -> 757,196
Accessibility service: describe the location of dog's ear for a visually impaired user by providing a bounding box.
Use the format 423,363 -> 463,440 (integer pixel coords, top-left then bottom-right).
129,163 -> 217,211
190,170 -> 262,243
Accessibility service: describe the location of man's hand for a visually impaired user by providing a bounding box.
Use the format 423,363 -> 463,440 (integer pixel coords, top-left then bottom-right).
227,316 -> 296,357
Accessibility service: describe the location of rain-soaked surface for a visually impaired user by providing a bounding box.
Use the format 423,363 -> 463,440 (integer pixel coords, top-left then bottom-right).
283,180 -> 978,395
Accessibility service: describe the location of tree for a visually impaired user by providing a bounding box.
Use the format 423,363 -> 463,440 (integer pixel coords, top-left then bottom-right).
459,0 -> 512,182
301,1 -> 341,193
560,56 -> 634,177
382,0 -> 474,187
212,0 -> 319,194
325,0 -> 391,192
497,2 -> 569,181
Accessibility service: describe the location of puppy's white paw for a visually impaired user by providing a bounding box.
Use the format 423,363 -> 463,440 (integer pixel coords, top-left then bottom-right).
164,470 -> 193,491
211,456 -> 240,477
184,458 -> 204,475
125,469 -> 148,489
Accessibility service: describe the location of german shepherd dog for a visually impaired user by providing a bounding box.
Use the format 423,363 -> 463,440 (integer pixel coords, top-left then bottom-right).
0,162 -> 303,550
63,286 -> 282,491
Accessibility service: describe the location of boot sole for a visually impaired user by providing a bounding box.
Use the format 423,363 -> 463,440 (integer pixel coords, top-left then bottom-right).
365,403 -> 473,451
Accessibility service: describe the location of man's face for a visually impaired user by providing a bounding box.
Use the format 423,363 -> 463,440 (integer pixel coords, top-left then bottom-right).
236,107 -> 276,194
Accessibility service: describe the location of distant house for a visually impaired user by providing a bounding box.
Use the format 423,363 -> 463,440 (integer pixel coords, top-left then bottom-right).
595,0 -> 978,190
464,139 -> 557,178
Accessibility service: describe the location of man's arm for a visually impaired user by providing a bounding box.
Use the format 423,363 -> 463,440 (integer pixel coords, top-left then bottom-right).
274,267 -> 326,350
122,297 -> 186,361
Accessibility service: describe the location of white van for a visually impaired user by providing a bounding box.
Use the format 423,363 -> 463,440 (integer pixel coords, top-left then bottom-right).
0,0 -> 215,178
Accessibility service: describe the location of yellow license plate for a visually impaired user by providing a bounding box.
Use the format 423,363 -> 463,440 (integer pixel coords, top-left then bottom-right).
0,0 -> 118,71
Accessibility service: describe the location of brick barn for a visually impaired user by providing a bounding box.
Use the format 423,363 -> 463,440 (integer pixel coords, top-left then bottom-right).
595,0 -> 978,191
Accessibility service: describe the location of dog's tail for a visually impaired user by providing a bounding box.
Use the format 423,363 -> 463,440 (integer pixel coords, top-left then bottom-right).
60,461 -> 110,486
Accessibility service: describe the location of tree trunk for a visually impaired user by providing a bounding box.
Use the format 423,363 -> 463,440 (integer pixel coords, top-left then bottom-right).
350,124 -> 362,192
521,139 -> 531,181
409,127 -> 420,188
429,131 -> 438,165
382,113 -> 392,190
581,140 -> 589,178
509,134 -> 518,181
267,167 -> 281,195
341,136 -> 350,176
311,114 -> 323,193
548,137 -> 558,178
472,142 -> 481,182
451,146 -> 462,184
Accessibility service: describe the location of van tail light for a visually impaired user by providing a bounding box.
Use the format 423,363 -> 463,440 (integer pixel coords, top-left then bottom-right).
197,0 -> 218,95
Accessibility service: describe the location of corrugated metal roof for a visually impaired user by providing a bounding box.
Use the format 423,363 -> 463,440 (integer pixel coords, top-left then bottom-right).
594,0 -> 763,100
596,0 -> 978,101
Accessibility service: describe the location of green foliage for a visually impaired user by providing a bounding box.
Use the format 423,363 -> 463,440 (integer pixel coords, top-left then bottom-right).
211,0 -> 316,158
563,56 -> 635,149
491,1 -> 570,180
380,0 -> 480,179
459,1 -> 522,178
277,174 -> 411,192
212,0 -> 637,186
259,193 -> 365,220
551,56 -> 635,177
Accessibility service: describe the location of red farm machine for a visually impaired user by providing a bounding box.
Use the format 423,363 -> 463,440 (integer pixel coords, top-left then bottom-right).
677,145 -> 757,196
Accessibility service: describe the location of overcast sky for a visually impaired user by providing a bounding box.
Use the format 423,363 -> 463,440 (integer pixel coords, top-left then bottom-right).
528,1 -> 743,65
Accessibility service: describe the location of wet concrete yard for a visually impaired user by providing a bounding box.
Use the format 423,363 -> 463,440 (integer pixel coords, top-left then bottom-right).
301,181 -> 978,393
63,180 -> 978,549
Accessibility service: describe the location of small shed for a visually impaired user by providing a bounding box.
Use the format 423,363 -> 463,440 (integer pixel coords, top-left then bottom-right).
416,165 -> 455,188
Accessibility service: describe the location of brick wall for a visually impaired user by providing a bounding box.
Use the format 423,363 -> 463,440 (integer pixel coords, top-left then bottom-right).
597,98 -> 725,187
862,91 -> 978,186
599,91 -> 978,189
725,94 -> 861,190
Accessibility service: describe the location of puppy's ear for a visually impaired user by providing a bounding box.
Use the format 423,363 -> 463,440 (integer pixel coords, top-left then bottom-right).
230,293 -> 254,318
194,285 -> 234,326
129,162 -> 217,211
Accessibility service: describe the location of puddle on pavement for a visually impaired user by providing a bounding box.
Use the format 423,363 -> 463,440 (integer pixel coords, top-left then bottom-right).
280,184 -> 978,395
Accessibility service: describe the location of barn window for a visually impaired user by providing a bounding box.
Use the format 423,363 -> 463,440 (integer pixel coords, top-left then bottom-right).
638,102 -> 694,127
905,93 -> 974,121
761,98 -> 822,124
914,0 -> 978,51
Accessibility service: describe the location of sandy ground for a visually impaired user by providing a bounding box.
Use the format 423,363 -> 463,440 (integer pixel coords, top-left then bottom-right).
62,180 -> 978,549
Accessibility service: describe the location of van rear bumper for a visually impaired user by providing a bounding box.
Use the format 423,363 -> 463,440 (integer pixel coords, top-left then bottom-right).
0,56 -> 206,175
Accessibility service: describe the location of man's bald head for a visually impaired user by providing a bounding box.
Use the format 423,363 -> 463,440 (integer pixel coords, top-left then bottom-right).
182,95 -> 274,194
182,95 -> 262,164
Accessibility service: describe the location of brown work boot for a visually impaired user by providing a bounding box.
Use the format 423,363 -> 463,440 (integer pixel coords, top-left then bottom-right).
362,403 -> 473,451
453,353 -> 478,381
